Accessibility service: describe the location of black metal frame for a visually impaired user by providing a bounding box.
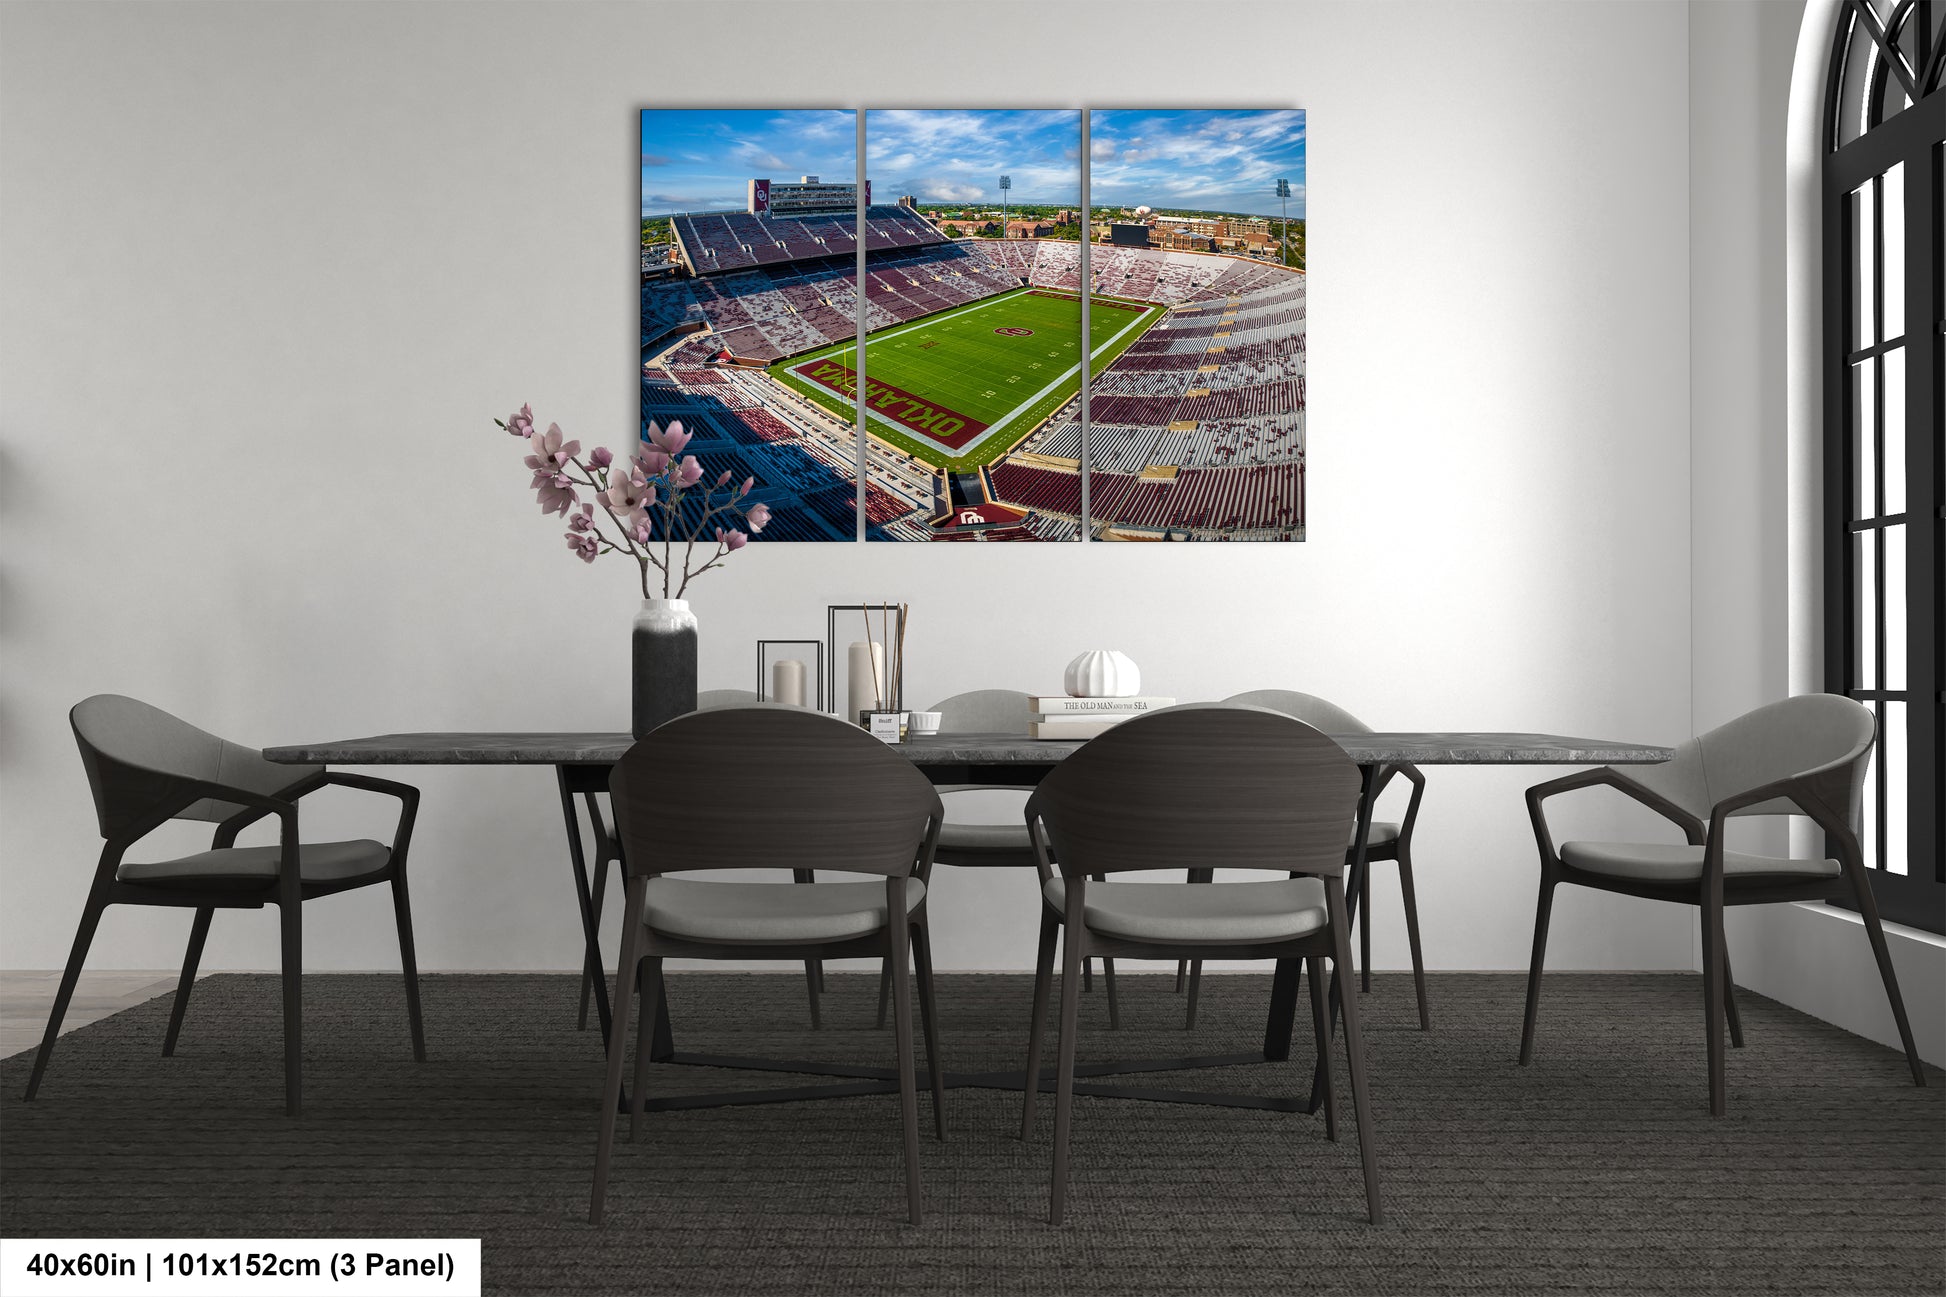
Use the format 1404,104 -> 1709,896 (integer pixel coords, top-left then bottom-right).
826,603 -> 906,717
756,638 -> 825,708
1823,0 -> 1946,934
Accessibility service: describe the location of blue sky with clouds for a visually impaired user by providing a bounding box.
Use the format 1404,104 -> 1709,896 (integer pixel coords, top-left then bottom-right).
642,109 -> 1302,219
1091,110 -> 1304,219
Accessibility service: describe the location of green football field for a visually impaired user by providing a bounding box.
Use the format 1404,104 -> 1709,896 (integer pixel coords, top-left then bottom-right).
767,288 -> 1164,473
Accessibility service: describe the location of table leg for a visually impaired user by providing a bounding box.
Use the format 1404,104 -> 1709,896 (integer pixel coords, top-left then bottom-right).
558,768 -> 614,1045
1305,761 -> 1378,1112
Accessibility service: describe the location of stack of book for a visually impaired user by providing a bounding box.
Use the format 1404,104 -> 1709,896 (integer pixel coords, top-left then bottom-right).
1028,695 -> 1177,740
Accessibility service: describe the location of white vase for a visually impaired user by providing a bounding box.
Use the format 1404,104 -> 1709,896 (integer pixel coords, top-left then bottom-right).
1064,650 -> 1141,698
632,598 -> 698,738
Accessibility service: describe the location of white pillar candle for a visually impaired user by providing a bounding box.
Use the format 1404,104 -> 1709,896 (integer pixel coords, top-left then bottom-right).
847,640 -> 884,722
771,658 -> 807,707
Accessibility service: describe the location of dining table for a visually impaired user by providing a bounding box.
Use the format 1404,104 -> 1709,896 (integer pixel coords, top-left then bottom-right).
265,727 -> 1673,1114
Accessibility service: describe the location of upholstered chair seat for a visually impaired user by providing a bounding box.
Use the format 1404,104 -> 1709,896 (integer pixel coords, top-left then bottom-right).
645,876 -> 928,943
118,839 -> 392,889
1043,875 -> 1328,944
1558,841 -> 1840,884
934,821 -> 1031,853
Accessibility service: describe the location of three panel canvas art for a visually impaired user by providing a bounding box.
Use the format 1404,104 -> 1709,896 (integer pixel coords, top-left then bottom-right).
640,109 -> 1306,541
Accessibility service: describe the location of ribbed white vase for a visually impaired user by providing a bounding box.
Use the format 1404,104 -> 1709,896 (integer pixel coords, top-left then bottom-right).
1064,650 -> 1141,698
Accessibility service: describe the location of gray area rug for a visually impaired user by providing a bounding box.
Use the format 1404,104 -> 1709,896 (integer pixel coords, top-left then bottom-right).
2,971 -> 1940,1296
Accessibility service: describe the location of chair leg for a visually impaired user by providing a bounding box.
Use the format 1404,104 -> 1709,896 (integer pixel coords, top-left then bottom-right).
629,958 -> 660,1142
1846,863 -> 1926,1086
886,882 -> 923,1226
1722,947 -> 1744,1049
23,889 -> 109,1101
1307,955 -> 1336,1142
162,906 -> 214,1057
1082,956 -> 1093,993
1328,879 -> 1382,1225
1050,916 -> 1085,1225
1101,959 -> 1120,1031
1702,890 -> 1728,1117
591,878 -> 646,1225
791,870 -> 822,1029
279,896 -> 303,1118
1020,915 -> 1058,1141
1396,847 -> 1430,1031
1359,865 -> 1372,993
390,876 -> 427,1062
1182,869 -> 1212,1028
911,922 -> 947,1141
1518,874 -> 1557,1065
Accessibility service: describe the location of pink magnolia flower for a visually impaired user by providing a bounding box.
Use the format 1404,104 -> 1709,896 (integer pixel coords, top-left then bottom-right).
636,448 -> 670,478
567,502 -> 596,533
506,404 -> 535,437
536,477 -> 578,516
524,423 -> 580,475
646,420 -> 692,457
634,518 -> 653,546
605,468 -> 653,525
744,501 -> 772,533
715,526 -> 748,552
674,455 -> 703,487
589,446 -> 613,469
715,470 -> 733,488
738,476 -> 754,497
565,530 -> 599,563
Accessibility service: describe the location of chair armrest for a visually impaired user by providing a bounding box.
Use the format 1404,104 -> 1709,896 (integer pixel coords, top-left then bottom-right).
1526,767 -> 1705,866
1703,760 -> 1859,856
1394,762 -> 1427,844
1023,792 -> 1057,887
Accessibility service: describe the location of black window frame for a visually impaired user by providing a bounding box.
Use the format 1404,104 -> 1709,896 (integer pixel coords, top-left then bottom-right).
1821,0 -> 1945,934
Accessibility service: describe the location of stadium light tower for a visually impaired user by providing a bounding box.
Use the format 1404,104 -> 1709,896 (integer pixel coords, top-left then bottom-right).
1276,178 -> 1291,266
999,174 -> 1011,239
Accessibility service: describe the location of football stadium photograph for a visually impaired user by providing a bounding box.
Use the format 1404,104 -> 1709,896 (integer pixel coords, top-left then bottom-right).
640,108 -> 1306,541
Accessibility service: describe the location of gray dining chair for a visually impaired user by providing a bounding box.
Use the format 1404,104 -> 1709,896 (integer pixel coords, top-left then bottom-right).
25,694 -> 425,1116
1020,704 -> 1381,1225
873,688 -> 1123,1029
1181,689 -> 1430,1030
590,707 -> 946,1226
1521,693 -> 1925,1115
577,688 -> 834,1029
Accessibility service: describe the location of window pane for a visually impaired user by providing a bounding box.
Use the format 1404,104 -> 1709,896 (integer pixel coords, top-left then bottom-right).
1854,357 -> 1876,520
1883,346 -> 1905,514
1853,182 -> 1876,351
1884,163 -> 1905,337
1885,523 -> 1906,689
1884,700 -> 1907,875
1857,530 -> 1878,689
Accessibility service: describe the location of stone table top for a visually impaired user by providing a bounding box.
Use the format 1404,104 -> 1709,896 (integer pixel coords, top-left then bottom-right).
265,730 -> 1672,768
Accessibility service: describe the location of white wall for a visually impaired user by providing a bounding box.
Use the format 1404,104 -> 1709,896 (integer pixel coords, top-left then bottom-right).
0,1 -> 1701,976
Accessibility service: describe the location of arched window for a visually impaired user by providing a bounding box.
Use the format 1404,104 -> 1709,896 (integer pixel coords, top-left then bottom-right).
1823,0 -> 1944,932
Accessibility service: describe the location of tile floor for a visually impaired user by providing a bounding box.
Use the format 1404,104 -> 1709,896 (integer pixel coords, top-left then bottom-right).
1,971 -> 189,1060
